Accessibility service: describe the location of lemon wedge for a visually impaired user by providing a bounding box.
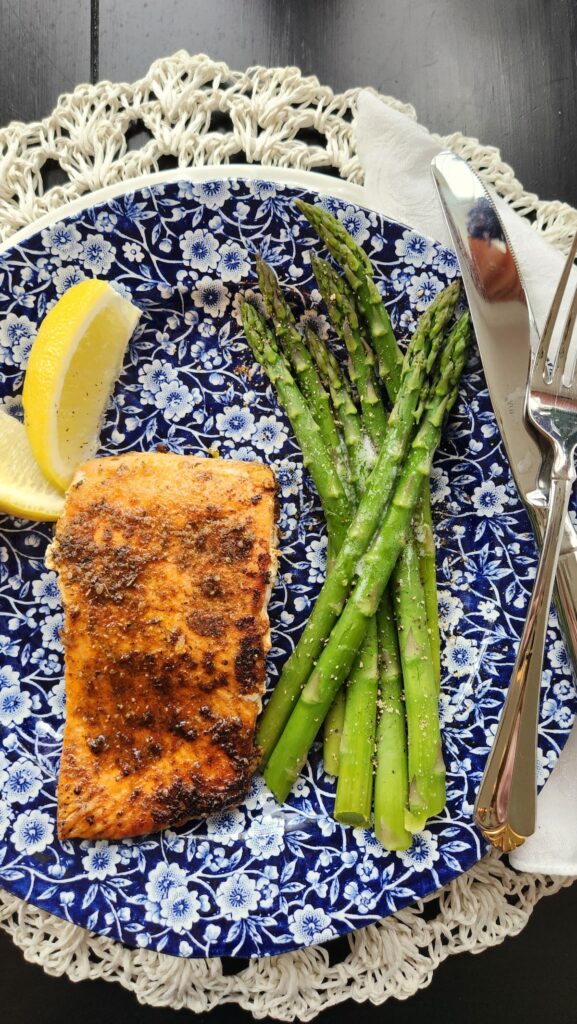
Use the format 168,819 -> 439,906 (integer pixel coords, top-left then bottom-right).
0,409 -> 64,520
23,279 -> 141,490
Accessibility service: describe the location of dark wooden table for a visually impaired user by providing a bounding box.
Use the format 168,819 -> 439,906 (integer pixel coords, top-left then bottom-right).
1,1 -> 577,1021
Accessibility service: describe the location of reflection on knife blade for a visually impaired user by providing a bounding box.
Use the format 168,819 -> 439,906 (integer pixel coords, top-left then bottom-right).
431,150 -> 577,677
466,197 -> 524,303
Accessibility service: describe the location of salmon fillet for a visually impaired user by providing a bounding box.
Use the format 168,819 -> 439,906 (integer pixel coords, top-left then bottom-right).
47,452 -> 277,840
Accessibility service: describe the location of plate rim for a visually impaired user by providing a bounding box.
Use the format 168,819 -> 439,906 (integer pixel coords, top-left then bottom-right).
0,165 -> 367,257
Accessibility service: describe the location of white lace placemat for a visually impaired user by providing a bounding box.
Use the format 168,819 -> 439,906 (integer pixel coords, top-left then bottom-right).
0,49 -> 575,1021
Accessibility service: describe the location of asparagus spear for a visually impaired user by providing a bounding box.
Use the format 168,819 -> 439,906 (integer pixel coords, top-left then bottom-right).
415,486 -> 441,690
263,313 -> 470,801
311,254 -> 387,446
303,326 -> 379,779
304,326 -> 372,487
304,326 -> 375,489
256,285 -> 460,763
333,617 -> 379,826
298,203 -> 402,402
374,589 -> 411,850
256,255 -> 353,499
322,689 -> 346,776
393,536 -> 445,829
303,323 -> 356,406
241,303 -> 351,549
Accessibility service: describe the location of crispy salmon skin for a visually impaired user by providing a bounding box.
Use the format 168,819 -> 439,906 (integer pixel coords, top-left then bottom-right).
48,452 -> 277,840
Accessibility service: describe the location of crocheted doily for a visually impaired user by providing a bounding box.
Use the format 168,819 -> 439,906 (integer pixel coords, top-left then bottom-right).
1,50 -> 576,1021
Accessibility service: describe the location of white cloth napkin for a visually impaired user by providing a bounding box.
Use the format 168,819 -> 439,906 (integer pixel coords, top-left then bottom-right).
355,89 -> 577,875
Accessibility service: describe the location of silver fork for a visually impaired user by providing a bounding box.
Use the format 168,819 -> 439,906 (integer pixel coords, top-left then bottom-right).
475,233 -> 577,852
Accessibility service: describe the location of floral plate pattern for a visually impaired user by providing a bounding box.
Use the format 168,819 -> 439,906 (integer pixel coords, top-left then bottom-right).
0,176 -> 575,959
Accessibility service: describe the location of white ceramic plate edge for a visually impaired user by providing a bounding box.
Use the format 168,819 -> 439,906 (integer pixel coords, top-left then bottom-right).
0,165 -> 368,256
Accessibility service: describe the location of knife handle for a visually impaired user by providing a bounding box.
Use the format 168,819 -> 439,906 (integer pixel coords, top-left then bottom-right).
474,475 -> 574,852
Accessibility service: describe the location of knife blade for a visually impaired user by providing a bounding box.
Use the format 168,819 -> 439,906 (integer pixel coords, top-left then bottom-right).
431,150 -> 577,677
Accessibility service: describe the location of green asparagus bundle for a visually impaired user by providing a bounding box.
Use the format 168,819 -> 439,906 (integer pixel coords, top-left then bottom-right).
241,303 -> 352,552
304,326 -> 374,490
244,234 -> 467,837
249,267 -> 382,784
264,313 -> 470,802
297,201 -> 402,402
304,209 -> 443,696
256,283 -> 460,763
256,255 -> 354,502
311,254 -> 387,447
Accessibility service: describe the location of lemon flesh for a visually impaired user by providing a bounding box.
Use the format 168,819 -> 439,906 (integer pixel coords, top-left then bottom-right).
0,409 -> 64,521
23,280 -> 141,490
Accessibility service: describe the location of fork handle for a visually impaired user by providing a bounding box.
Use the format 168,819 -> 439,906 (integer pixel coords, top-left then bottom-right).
474,471 -> 574,852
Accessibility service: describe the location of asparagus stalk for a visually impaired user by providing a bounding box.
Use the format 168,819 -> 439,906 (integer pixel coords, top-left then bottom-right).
263,313 -> 470,801
393,537 -> 445,830
303,323 -> 356,406
374,589 -> 411,850
304,326 -> 375,489
256,255 -> 353,500
302,326 -> 378,779
333,617 -> 379,826
241,303 -> 351,549
311,254 -> 387,446
322,689 -> 346,776
256,286 -> 460,763
415,486 -> 441,690
323,540 -> 346,776
298,203 -> 402,402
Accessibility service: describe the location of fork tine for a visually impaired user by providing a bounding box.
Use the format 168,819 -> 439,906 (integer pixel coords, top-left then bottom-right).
533,231 -> 577,381
552,283 -> 577,389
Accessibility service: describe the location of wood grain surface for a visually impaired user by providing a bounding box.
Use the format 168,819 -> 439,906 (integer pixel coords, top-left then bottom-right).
97,0 -> 577,206
0,1 -> 91,125
0,2 -> 576,1022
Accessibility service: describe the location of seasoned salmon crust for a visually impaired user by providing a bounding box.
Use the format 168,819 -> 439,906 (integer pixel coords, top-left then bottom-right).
47,452 -> 278,839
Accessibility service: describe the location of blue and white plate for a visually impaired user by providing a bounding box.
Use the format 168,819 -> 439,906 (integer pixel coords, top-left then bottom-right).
0,168 -> 575,959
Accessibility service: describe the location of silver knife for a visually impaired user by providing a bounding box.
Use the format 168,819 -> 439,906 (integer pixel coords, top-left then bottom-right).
431,150 -> 577,681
